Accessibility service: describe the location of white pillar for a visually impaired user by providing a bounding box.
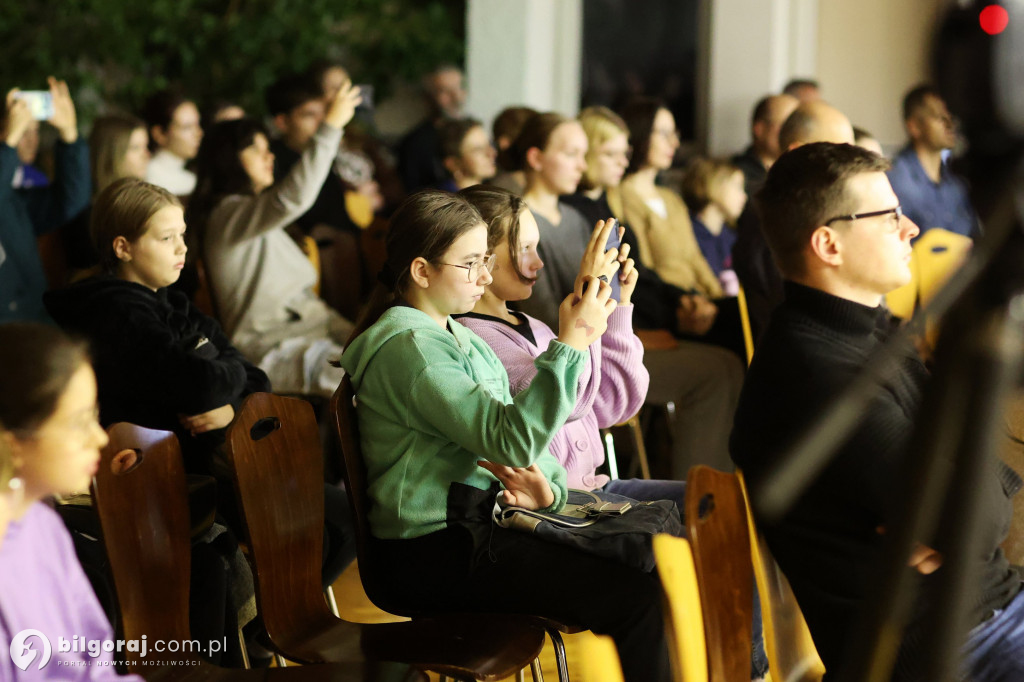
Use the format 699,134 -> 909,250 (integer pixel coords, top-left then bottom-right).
466,0 -> 583,132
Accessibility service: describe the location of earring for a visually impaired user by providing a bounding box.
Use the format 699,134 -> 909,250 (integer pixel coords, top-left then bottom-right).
5,474 -> 25,510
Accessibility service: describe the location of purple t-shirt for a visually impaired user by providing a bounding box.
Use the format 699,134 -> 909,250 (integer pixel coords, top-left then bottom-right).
0,503 -> 142,681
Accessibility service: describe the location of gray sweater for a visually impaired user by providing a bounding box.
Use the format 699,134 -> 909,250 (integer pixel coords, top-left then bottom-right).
203,124 -> 353,360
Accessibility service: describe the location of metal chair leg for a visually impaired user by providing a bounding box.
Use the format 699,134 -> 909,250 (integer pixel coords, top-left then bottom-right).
516,668 -> 526,682
237,627 -> 250,669
274,654 -> 288,668
546,628 -> 570,682
325,584 -> 340,617
530,657 -> 545,682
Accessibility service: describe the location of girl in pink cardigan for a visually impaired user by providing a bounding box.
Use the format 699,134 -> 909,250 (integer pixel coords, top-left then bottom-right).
458,185 -> 686,507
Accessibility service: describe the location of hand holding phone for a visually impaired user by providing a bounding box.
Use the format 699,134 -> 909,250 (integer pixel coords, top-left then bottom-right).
576,218 -> 622,302
15,91 -> 54,120
603,219 -> 623,302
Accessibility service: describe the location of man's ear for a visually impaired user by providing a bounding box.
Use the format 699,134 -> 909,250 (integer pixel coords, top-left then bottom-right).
150,125 -> 168,148
752,120 -> 768,144
525,146 -> 544,173
408,257 -> 433,290
112,236 -> 133,263
809,225 -> 843,267
272,113 -> 290,135
905,116 -> 922,141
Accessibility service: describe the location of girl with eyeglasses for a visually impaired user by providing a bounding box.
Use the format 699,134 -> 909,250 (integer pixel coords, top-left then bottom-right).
340,189 -> 671,682
0,322 -> 144,680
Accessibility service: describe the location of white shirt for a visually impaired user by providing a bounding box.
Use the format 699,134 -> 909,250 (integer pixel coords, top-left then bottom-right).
145,149 -> 196,196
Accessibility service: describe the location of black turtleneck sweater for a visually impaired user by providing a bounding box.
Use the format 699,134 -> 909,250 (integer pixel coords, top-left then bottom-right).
731,281 -> 1021,680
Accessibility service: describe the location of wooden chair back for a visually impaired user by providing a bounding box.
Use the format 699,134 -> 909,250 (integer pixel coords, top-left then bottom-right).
737,472 -> 825,682
91,424 -> 196,663
737,285 -> 755,366
224,393 -> 336,653
684,466 -> 753,682
652,534 -> 709,682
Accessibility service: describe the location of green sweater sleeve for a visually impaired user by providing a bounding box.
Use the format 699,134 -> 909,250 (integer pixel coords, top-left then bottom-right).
406,337 -> 584,510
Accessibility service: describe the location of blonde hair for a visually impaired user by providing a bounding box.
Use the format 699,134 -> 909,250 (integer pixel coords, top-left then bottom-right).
578,106 -> 628,191
90,115 -> 147,195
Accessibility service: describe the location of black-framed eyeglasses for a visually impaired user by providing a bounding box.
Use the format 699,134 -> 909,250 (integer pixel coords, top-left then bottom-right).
825,205 -> 903,228
440,253 -> 497,282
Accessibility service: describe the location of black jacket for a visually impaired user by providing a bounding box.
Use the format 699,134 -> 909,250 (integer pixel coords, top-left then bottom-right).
731,282 -> 1022,680
44,275 -> 270,473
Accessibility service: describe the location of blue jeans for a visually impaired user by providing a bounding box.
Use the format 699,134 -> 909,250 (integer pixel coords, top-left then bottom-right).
962,586 -> 1024,681
600,477 -> 769,679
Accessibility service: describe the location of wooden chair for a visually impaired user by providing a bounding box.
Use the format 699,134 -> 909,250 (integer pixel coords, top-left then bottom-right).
92,423 -> 383,681
736,285 -> 755,366
683,466 -> 753,682
330,377 -> 580,682
737,472 -> 825,682
225,392 -> 547,681
576,635 -> 625,682
652,534 -> 709,682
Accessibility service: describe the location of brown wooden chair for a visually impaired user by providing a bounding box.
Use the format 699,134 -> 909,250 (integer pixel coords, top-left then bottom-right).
330,376 -> 580,682
225,393 -> 547,681
92,423 -> 387,682
684,466 -> 753,682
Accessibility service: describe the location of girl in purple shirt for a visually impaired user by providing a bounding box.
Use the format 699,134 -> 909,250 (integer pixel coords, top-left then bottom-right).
0,323 -> 142,681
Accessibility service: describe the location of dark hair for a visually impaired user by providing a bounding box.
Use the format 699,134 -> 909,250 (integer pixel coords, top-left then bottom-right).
902,84 -> 941,122
512,112 -> 572,173
439,117 -> 483,159
751,96 -> 774,126
493,106 -> 538,171
186,118 -> 268,241
783,79 -> 820,97
459,185 -> 534,284
348,190 -> 485,342
265,73 -> 324,117
618,97 -> 667,175
203,100 -> 245,128
755,142 -> 890,278
92,178 -> 182,272
142,89 -> 191,151
852,126 -> 875,145
0,323 -> 90,433
681,157 -> 741,214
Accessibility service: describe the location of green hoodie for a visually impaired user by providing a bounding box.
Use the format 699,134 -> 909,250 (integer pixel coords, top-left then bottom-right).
341,305 -> 586,539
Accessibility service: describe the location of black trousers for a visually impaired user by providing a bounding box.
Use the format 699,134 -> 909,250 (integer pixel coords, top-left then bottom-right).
370,523 -> 671,682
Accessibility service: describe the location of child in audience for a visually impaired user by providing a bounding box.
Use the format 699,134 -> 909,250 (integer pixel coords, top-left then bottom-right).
143,89 -> 202,196
438,118 -> 496,190
186,81 -> 361,396
340,190 -> 671,682
489,105 -> 537,196
458,185 -> 687,508
680,157 -> 746,294
0,322 -> 143,680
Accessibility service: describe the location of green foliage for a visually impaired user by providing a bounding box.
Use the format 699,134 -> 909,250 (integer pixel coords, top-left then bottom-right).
0,0 -> 465,122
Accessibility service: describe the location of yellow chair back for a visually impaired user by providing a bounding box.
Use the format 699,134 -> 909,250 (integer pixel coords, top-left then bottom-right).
653,534 -> 709,682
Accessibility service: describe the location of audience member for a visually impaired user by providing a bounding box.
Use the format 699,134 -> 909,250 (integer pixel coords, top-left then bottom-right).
681,157 -> 746,292
142,89 -> 203,196
396,64 -> 466,193
0,322 -> 144,681
266,73 -> 359,235
62,114 -> 150,273
0,79 -> 90,323
205,100 -> 246,127
731,94 -> 799,194
853,126 -> 884,156
340,189 -> 670,682
782,78 -> 821,103
10,119 -> 48,189
732,141 -> 1023,680
489,105 -> 537,195
732,99 -> 854,341
438,117 -> 496,190
512,112 -> 593,330
187,82 -> 361,396
615,98 -> 744,358
887,84 -> 979,239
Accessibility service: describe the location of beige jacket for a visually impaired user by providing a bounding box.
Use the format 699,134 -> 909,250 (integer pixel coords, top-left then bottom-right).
609,178 -> 723,298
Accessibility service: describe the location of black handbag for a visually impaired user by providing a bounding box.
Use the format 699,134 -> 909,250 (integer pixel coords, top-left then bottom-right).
492,488 -> 682,572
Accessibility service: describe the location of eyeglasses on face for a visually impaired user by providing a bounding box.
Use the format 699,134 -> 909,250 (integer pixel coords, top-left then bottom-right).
439,253 -> 497,282
825,205 -> 903,230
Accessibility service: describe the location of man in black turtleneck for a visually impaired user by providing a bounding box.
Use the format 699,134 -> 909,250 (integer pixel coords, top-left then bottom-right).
731,142 -> 1023,681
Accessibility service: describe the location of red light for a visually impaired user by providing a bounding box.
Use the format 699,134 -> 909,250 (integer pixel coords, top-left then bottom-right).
979,5 -> 1009,35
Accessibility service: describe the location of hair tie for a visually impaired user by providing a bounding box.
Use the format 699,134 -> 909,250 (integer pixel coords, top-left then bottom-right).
376,262 -> 398,291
